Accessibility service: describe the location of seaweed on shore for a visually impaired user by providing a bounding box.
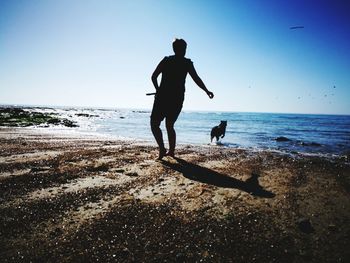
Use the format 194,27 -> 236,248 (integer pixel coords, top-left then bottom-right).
0,107 -> 78,128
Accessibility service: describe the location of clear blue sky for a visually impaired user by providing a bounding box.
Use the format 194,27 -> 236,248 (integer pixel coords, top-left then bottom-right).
1,0 -> 349,114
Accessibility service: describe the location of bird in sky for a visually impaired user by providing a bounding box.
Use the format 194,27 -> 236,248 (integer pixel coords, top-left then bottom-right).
290,26 -> 305,30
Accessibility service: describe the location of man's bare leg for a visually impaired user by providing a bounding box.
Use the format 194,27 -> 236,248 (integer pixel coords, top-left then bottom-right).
151,118 -> 166,160
166,118 -> 176,157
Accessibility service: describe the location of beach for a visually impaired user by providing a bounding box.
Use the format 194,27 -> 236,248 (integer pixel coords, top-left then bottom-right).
0,127 -> 349,262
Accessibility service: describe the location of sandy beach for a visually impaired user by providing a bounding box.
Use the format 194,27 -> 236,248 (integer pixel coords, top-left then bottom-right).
0,127 -> 349,262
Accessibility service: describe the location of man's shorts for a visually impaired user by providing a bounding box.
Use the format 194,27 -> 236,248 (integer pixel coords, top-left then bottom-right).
151,94 -> 184,122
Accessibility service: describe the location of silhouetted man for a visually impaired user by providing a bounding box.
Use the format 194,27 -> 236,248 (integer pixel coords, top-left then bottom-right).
151,39 -> 214,159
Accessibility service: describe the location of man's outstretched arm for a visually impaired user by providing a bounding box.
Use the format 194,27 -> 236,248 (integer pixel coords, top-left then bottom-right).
188,64 -> 214,99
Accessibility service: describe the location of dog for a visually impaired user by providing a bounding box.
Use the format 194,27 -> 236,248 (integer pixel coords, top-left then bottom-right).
211,121 -> 227,142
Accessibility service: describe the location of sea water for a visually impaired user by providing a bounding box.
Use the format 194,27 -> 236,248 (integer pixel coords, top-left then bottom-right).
22,107 -> 350,156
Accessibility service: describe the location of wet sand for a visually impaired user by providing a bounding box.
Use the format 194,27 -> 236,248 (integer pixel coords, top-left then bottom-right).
0,128 -> 349,262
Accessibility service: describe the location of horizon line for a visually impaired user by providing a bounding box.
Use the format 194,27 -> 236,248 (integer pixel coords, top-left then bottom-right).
0,102 -> 349,117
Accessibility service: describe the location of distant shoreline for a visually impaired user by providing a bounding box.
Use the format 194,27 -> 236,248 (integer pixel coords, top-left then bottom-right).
1,104 -> 349,116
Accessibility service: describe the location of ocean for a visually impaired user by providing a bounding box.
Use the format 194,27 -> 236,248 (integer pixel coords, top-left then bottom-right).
24,107 -> 350,157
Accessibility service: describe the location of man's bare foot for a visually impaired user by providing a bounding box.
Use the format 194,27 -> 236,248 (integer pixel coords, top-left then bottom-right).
157,148 -> 167,160
166,151 -> 175,158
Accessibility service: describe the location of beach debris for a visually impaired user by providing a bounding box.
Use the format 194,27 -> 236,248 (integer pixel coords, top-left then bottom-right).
30,166 -> 51,173
275,136 -> 291,142
299,141 -> 321,147
297,218 -> 314,234
299,249 -> 313,260
47,118 -> 61,125
125,172 -> 138,177
328,223 -> 337,231
88,163 -> 109,172
62,119 -> 78,127
132,110 -> 149,113
75,113 -> 99,117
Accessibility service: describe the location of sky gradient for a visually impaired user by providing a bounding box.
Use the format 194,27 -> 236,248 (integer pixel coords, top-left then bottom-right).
1,0 -> 349,114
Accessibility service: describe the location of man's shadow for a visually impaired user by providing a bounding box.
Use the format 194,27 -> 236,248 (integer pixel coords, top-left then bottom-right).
161,158 -> 275,198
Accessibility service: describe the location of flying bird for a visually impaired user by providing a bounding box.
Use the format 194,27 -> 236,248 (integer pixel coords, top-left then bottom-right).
290,26 -> 304,30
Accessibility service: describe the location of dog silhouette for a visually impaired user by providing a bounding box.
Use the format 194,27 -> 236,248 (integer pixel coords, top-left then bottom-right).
211,121 -> 227,142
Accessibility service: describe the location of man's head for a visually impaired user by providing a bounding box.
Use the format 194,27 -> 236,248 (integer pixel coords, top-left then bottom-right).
173,38 -> 187,57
